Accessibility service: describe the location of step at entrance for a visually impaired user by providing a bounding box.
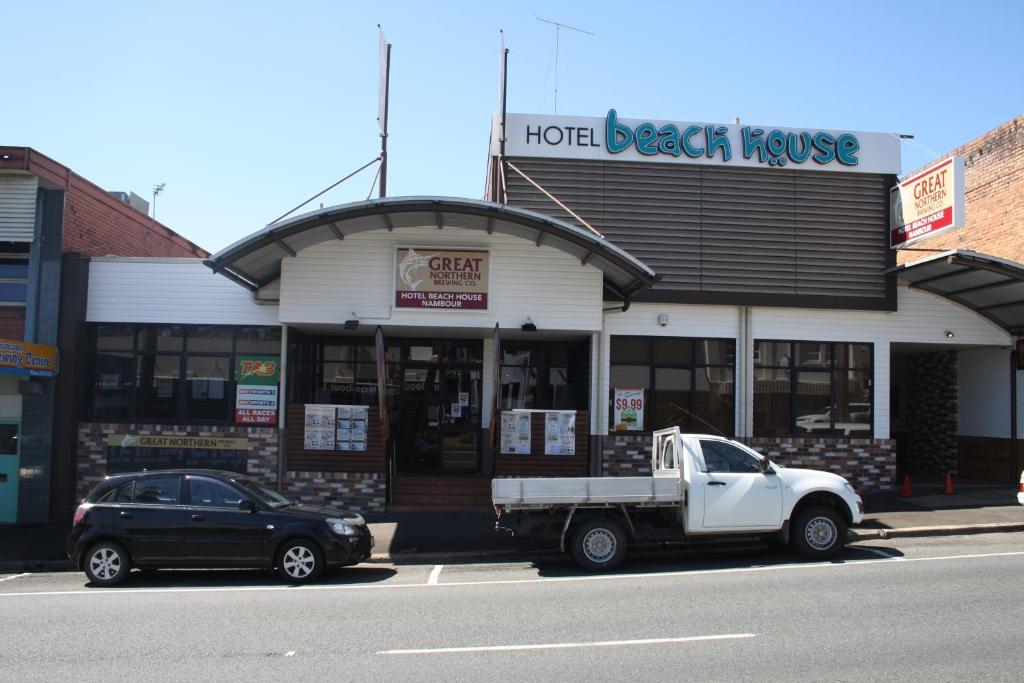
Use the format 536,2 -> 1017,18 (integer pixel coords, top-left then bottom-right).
391,476 -> 493,509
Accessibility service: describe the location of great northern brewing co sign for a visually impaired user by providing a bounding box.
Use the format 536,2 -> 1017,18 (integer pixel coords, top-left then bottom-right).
395,248 -> 489,310
890,156 -> 965,249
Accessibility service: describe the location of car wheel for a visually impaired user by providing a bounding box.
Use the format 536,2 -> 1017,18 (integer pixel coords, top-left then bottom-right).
276,539 -> 324,584
84,541 -> 130,586
792,506 -> 847,560
571,518 -> 627,571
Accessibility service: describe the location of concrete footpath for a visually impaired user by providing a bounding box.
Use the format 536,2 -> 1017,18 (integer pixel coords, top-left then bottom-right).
2,484 -> 1022,571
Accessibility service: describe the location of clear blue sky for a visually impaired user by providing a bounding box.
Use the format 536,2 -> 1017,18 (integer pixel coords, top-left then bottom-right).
2,1 -> 1021,252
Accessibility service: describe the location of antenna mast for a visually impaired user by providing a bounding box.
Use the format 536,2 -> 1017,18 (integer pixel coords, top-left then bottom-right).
536,16 -> 593,114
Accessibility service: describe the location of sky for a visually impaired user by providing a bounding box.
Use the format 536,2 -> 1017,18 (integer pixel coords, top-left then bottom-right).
2,0 -> 1021,253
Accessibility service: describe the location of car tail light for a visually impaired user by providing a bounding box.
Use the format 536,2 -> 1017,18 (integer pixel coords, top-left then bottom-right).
72,504 -> 92,526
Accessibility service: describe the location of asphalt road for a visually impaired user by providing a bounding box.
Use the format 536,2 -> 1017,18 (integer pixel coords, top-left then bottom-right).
2,533 -> 1023,682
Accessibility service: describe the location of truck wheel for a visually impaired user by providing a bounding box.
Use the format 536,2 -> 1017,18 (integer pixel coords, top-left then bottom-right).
571,518 -> 627,571
792,506 -> 847,560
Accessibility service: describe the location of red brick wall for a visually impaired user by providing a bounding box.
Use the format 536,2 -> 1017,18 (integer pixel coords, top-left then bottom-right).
0,309 -> 25,340
897,116 -> 1024,265
63,174 -> 208,258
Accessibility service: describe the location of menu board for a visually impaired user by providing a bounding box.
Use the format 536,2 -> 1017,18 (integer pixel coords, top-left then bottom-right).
500,411 -> 532,455
544,411 -> 576,456
304,405 -> 337,450
304,404 -> 369,452
336,405 -> 369,452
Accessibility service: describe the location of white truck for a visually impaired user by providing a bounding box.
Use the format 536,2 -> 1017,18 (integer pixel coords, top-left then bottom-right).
493,428 -> 864,570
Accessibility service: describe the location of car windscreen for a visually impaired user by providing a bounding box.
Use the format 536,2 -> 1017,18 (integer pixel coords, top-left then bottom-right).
231,477 -> 294,509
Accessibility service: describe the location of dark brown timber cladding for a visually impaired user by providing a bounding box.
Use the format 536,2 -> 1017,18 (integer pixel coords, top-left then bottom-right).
505,158 -> 891,309
285,405 -> 386,472
494,411 -> 589,476
958,436 -> 1022,484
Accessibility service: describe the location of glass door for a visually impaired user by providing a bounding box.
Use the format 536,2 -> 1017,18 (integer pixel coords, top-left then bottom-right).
438,367 -> 481,473
0,422 -> 20,523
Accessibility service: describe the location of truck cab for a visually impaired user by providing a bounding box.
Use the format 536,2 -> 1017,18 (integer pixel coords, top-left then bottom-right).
494,428 -> 864,570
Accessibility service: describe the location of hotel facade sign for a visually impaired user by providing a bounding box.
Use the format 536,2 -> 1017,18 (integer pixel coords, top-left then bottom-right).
394,248 -> 489,310
890,156 -> 965,249
497,110 -> 902,175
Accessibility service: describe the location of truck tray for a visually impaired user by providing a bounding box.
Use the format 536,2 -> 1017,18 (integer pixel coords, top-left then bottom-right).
492,476 -> 682,507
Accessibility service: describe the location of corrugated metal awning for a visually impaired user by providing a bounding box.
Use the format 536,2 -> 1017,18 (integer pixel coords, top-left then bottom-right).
888,250 -> 1024,335
205,196 -> 658,299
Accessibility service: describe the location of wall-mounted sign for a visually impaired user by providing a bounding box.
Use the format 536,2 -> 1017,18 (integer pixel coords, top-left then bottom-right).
544,410 -> 576,456
394,248 -> 489,310
235,356 -> 279,425
303,404 -> 369,451
612,388 -> 645,432
0,338 -> 59,377
496,110 -> 901,175
500,410 -> 531,455
104,434 -> 249,474
890,156 -> 965,249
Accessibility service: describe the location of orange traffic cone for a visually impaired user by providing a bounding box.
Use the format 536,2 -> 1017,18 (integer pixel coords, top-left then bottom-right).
944,471 -> 955,495
900,473 -> 912,497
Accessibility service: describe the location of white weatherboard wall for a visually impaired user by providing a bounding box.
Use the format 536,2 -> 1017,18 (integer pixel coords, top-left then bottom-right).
959,348 -> 1022,438
595,287 -> 1011,437
279,226 -> 603,331
87,259 -> 280,325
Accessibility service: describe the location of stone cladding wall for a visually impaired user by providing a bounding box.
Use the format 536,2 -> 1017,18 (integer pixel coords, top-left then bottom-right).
906,351 -> 958,475
282,471 -> 386,514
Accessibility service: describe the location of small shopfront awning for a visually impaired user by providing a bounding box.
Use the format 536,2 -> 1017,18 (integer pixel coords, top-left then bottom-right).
889,250 -> 1024,335
205,196 -> 658,300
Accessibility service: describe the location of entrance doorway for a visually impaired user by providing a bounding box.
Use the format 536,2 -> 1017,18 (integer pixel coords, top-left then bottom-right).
395,340 -> 482,474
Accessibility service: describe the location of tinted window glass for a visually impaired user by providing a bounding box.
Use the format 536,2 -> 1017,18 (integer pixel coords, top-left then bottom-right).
132,476 -> 181,505
653,338 -> 692,364
700,440 -> 761,474
187,326 -> 232,353
610,337 -> 649,364
235,327 -> 281,354
189,477 -> 244,508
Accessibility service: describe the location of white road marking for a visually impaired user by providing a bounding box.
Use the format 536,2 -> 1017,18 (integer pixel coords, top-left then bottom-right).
1,550 -> 1022,599
284,651 -> 296,657
855,547 -> 903,560
427,565 -> 443,585
378,633 -> 756,655
0,573 -> 31,583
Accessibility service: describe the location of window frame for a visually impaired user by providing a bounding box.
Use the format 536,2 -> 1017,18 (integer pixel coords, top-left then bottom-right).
84,324 -> 281,425
753,339 -> 874,438
609,335 -> 737,436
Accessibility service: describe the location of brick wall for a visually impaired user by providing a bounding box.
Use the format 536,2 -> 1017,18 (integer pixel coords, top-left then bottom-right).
601,434 -> 897,492
63,174 -> 207,257
0,308 -> 24,340
897,116 -> 1023,265
76,422 -> 279,500
283,472 -> 386,514
906,351 -> 958,475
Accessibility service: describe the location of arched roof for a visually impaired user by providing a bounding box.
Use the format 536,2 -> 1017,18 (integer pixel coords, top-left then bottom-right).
205,196 -> 658,299
890,250 -> 1024,335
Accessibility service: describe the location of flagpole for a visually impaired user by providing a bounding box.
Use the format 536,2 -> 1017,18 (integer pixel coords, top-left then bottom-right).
378,27 -> 392,199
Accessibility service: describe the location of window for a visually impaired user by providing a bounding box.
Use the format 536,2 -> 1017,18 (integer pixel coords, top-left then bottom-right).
0,245 -> 30,305
499,342 -> 587,411
318,342 -> 397,407
188,477 -> 244,508
132,476 -> 181,505
609,336 -> 735,435
84,325 -> 280,423
753,341 -> 872,437
699,440 -> 762,473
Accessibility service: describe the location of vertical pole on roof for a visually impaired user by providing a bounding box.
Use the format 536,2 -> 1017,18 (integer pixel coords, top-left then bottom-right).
378,26 -> 392,199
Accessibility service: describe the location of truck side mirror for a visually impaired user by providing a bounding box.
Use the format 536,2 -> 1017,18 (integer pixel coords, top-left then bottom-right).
762,458 -> 774,474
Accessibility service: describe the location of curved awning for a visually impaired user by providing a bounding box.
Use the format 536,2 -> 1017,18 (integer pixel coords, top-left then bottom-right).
889,250 -> 1024,335
205,196 -> 657,299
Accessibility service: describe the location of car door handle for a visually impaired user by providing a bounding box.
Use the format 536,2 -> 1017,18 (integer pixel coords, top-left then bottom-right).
707,481 -> 727,486
119,510 -> 133,518
191,514 -> 205,522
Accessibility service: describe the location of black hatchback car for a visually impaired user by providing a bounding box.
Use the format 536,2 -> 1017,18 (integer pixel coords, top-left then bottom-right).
67,470 -> 373,586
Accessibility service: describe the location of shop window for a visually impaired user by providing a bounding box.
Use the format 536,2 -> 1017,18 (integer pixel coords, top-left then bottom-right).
83,324 -> 280,424
499,341 -> 587,411
753,340 -> 872,437
610,336 -> 735,435
0,247 -> 30,305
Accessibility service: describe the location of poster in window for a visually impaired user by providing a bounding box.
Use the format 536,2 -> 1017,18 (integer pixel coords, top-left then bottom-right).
336,405 -> 369,452
544,410 -> 576,456
613,388 -> 645,432
236,356 -> 280,425
500,411 -> 531,455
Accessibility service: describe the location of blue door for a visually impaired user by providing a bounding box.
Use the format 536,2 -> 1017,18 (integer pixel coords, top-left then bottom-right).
0,422 -> 20,523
